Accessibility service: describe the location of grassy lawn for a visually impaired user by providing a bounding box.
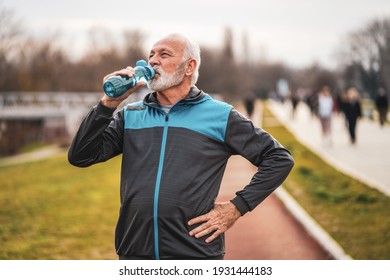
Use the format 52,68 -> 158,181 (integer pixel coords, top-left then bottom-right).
0,153 -> 121,259
263,104 -> 390,259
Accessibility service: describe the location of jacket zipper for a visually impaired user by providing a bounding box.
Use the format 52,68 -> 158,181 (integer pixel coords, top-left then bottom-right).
153,112 -> 169,260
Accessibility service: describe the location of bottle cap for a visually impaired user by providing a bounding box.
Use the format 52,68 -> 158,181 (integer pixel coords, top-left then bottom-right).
136,60 -> 148,67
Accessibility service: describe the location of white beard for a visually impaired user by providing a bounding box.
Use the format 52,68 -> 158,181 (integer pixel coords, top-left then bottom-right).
147,64 -> 186,92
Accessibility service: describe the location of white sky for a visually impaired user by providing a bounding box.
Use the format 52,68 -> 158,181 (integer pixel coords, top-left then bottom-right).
2,0 -> 390,68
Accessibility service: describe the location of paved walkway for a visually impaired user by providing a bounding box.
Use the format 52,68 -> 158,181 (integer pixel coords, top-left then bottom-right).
269,100 -> 390,196
0,145 -> 64,167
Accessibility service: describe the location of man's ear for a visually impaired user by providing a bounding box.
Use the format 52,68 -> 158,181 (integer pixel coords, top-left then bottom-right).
185,59 -> 197,76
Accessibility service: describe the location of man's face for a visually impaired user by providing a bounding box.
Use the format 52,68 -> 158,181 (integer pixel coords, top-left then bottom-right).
147,38 -> 187,92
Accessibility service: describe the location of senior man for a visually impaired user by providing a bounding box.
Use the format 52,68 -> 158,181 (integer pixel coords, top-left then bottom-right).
68,33 -> 294,260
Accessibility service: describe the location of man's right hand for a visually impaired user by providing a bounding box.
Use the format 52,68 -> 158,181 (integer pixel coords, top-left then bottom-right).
100,66 -> 146,109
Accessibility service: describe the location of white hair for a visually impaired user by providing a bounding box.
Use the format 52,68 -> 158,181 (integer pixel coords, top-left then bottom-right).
165,33 -> 201,86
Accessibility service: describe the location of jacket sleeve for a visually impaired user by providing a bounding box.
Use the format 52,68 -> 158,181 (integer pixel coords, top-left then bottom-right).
225,109 -> 294,215
68,101 -> 124,167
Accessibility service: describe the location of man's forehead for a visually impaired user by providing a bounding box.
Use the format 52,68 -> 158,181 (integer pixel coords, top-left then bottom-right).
150,37 -> 185,53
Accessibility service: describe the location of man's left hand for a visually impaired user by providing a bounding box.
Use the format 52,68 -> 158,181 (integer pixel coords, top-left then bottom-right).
188,202 -> 241,243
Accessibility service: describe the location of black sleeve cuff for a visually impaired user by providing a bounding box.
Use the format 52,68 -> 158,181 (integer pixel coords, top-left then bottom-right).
96,100 -> 116,117
231,195 -> 250,216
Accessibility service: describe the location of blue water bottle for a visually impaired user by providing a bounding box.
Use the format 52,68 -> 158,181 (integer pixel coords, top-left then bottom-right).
103,60 -> 155,98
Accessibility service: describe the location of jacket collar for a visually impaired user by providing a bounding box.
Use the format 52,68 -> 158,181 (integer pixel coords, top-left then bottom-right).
143,86 -> 208,107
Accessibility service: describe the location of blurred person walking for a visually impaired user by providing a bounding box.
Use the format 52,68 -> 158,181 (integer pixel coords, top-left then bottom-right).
375,88 -> 388,127
305,90 -> 318,118
317,86 -> 334,146
343,87 -> 362,145
290,92 -> 300,119
243,94 -> 255,119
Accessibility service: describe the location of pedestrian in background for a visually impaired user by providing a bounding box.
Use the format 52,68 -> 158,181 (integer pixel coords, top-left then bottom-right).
243,94 -> 255,119
344,87 -> 362,145
290,91 -> 300,119
317,86 -> 334,146
375,88 -> 388,127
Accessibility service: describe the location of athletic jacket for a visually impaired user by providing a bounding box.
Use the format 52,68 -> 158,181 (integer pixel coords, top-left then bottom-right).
68,87 -> 294,260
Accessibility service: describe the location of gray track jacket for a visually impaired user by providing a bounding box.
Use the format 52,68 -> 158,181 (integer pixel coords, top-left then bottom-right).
68,87 -> 294,259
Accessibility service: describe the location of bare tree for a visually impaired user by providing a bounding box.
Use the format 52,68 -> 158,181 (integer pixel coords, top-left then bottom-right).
339,17 -> 390,97
197,46 -> 221,93
0,4 -> 24,89
122,29 -> 147,64
15,36 -> 69,91
218,27 -> 240,101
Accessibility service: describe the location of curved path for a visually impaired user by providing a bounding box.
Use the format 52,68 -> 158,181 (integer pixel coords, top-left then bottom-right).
219,155 -> 333,260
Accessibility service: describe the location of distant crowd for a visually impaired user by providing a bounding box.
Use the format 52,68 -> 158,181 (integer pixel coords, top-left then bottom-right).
288,86 -> 389,146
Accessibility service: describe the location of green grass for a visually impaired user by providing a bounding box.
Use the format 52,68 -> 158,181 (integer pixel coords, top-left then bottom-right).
263,104 -> 390,259
0,153 -> 121,259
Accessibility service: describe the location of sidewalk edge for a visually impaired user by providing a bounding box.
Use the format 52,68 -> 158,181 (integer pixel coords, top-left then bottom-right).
275,187 -> 353,260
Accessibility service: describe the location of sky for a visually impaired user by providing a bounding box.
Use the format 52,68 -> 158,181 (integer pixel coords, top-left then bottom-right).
2,0 -> 390,68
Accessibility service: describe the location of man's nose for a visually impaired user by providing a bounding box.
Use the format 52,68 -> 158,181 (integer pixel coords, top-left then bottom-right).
149,55 -> 158,66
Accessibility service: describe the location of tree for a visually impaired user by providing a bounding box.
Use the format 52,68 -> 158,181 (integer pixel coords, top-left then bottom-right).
0,4 -> 23,90
15,37 -> 69,91
122,29 -> 147,64
219,27 -> 239,101
339,17 -> 390,98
